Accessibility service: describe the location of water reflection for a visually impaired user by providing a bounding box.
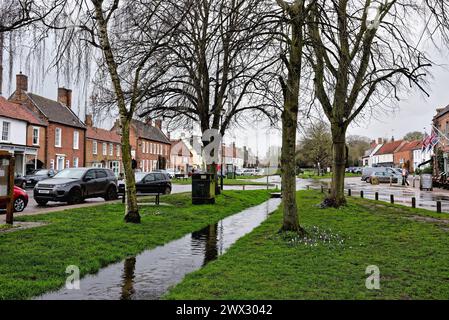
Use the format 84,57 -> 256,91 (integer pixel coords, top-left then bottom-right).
37,198 -> 281,300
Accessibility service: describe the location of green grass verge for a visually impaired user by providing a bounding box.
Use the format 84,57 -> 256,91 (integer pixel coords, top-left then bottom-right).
298,172 -> 362,179
165,190 -> 449,300
0,190 -> 271,300
172,178 -> 270,186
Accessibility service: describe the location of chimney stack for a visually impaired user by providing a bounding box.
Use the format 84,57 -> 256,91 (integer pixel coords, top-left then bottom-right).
145,117 -> 153,126
155,119 -> 162,130
85,114 -> 93,127
16,73 -> 28,93
377,138 -> 383,145
58,88 -> 72,108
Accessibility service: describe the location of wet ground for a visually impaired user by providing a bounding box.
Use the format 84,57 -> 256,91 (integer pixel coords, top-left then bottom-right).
36,198 -> 282,300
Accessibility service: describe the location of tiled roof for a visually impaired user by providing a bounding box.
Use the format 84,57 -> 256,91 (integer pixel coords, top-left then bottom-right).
86,127 -> 121,143
435,105 -> 449,119
397,140 -> 423,152
26,93 -> 86,129
374,140 -> 405,155
0,96 -> 46,126
131,119 -> 171,144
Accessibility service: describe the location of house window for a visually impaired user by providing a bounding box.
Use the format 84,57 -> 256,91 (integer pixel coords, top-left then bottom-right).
73,131 -> 79,150
55,128 -> 62,147
1,121 -> 10,142
73,157 -> 79,168
109,143 -> 114,156
103,143 -> 107,156
32,127 -> 40,145
66,159 -> 70,168
50,159 -> 55,170
143,141 -> 146,153
116,145 -> 121,157
93,141 -> 98,155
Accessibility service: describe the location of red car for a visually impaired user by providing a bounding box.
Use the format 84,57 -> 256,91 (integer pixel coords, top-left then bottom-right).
0,186 -> 29,213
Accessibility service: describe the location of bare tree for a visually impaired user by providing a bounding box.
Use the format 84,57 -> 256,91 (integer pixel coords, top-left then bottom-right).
306,0 -> 449,207
297,121 -> 332,173
276,0 -> 316,234
41,0 -> 186,223
0,0 -> 64,94
138,0 -> 280,137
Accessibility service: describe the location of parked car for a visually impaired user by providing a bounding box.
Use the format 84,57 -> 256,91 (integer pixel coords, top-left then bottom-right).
165,169 -> 181,179
34,168 -> 118,206
118,172 -> 172,195
362,167 -> 387,181
255,168 -> 265,175
369,171 -> 399,184
0,186 -> 29,213
235,168 -> 244,176
23,169 -> 57,188
242,168 -> 257,176
14,175 -> 27,189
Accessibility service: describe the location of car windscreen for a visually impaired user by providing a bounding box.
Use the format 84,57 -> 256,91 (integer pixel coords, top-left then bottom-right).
33,170 -> 49,176
54,169 -> 86,179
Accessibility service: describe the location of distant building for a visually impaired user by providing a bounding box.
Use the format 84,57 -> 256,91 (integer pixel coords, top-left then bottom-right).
112,118 -> 171,172
394,140 -> 422,172
85,114 -> 122,176
170,139 -> 193,173
9,73 -> 86,171
362,138 -> 383,167
372,139 -> 406,167
0,96 -> 46,176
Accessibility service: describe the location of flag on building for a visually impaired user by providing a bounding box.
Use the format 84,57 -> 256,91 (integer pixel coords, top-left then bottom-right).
422,134 -> 431,152
428,132 -> 440,153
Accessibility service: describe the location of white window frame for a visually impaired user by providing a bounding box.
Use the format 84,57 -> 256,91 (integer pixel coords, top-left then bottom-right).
109,143 -> 114,156
73,131 -> 80,150
142,140 -> 146,153
55,128 -> 62,147
103,142 -> 107,156
93,141 -> 98,155
73,157 -> 79,168
56,156 -> 65,171
50,159 -> 55,170
66,159 -> 70,168
116,145 -> 121,157
1,121 -> 10,142
32,127 -> 40,146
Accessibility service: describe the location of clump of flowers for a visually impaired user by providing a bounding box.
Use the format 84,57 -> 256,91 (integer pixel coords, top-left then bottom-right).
277,226 -> 347,249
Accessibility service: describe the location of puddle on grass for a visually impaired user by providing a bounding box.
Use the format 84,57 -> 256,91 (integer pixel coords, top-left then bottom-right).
37,199 -> 281,300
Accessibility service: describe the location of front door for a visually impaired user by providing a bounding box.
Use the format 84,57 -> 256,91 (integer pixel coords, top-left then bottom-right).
56,156 -> 65,171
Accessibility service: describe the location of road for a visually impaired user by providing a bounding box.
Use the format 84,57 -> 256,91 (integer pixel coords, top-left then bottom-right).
1,183 -> 272,223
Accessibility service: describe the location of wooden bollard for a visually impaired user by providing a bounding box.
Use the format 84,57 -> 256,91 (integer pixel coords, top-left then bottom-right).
307,185 -> 310,190
390,195 -> 394,204
348,189 -> 351,197
243,185 -> 246,191
375,192 -> 379,201
412,197 -> 416,208
328,188 -> 331,194
360,191 -> 364,198
437,201 -> 442,213
321,186 -> 324,193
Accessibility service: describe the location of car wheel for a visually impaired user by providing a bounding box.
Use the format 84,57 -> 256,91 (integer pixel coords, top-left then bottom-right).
68,189 -> 83,205
164,186 -> 172,195
36,200 -> 48,206
13,197 -> 27,213
105,186 -> 118,201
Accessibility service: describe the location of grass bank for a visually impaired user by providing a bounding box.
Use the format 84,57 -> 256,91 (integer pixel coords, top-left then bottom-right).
172,178 -> 270,186
298,172 -> 362,179
166,190 -> 449,300
0,190 -> 271,300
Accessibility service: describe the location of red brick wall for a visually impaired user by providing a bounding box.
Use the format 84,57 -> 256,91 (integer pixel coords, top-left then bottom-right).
46,123 -> 85,169
394,150 -> 413,171
85,138 -> 122,168
26,124 -> 46,165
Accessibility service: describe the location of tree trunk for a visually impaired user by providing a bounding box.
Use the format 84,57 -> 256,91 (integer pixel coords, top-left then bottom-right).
279,9 -> 305,235
121,118 -> 141,223
328,127 -> 347,207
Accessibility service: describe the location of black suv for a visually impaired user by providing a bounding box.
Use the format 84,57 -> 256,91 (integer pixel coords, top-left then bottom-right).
118,172 -> 172,195
34,168 -> 118,206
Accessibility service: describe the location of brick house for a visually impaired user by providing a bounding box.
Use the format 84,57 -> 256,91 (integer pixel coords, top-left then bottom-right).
85,114 -> 122,176
0,96 -> 47,176
433,105 -> 449,175
9,73 -> 86,171
112,119 -> 171,172
372,139 -> 406,167
170,139 -> 193,173
393,140 -> 422,172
